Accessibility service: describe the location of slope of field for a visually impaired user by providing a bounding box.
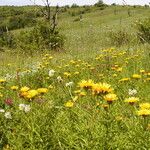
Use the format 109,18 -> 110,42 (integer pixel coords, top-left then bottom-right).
0,5 -> 150,149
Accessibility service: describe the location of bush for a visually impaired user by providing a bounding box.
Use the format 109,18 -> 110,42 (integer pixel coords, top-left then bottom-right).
136,18 -> 150,43
108,29 -> 134,46
94,0 -> 108,8
0,32 -> 15,48
16,23 -> 65,52
8,15 -> 36,30
71,3 -> 79,8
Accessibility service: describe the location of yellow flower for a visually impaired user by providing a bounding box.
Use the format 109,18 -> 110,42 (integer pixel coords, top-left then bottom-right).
64,72 -> 71,77
20,91 -> 28,98
145,78 -> 150,81
0,93 -> 3,97
140,69 -> 145,73
101,104 -> 109,110
44,54 -> 50,57
124,97 -> 139,105
119,78 -> 130,82
48,56 -> 53,60
79,92 -> 86,97
132,74 -> 141,79
26,90 -> 38,99
74,90 -> 81,94
65,101 -> 74,108
104,93 -> 118,104
139,103 -> 150,110
70,60 -> 76,64
0,79 -> 6,83
48,85 -> 54,89
116,67 -> 122,72
115,116 -> 123,121
11,86 -> 19,90
37,88 -> 48,94
74,72 -> 79,75
137,109 -> 150,117
92,83 -> 113,95
78,79 -> 95,90
73,96 -> 78,102
20,86 -> 30,92
113,74 -> 117,77
75,64 -> 80,67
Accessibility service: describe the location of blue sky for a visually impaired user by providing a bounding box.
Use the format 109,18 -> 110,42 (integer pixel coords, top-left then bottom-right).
0,0 -> 149,6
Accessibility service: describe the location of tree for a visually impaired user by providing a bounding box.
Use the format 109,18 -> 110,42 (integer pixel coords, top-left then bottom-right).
94,0 -> 104,7
30,0 -> 59,33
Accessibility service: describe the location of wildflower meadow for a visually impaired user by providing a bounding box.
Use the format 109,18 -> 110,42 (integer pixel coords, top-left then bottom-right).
0,2 -> 150,150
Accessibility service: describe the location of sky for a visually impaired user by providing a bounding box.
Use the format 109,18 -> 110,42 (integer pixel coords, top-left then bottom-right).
0,0 -> 149,6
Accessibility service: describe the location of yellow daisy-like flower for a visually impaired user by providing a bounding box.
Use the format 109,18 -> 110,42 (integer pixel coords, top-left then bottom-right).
65,101 -> 74,108
11,86 -> 19,91
139,103 -> 150,110
104,93 -> 118,104
147,72 -> 150,76
78,79 -> 95,90
116,67 -> 123,72
20,86 -> 30,92
124,97 -> 139,105
64,72 -> 71,77
132,74 -> 141,79
140,69 -> 145,73
26,90 -> 39,99
20,91 -> 28,98
79,92 -> 86,97
92,83 -> 113,95
37,88 -> 48,94
0,79 -> 6,83
137,109 -> 150,117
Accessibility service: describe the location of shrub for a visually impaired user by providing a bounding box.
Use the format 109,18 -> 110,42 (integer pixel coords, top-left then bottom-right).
108,29 -> 134,46
16,23 -> 65,52
0,32 -> 15,48
94,0 -> 108,9
71,3 -> 79,8
136,18 -> 150,43
8,15 -> 36,30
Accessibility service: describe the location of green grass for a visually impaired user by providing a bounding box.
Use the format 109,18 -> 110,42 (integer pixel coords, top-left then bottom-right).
0,5 -> 150,149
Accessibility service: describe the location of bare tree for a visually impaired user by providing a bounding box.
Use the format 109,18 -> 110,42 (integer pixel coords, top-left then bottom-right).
30,0 -> 60,33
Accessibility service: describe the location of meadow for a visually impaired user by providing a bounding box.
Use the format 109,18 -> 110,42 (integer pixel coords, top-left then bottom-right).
0,4 -> 150,149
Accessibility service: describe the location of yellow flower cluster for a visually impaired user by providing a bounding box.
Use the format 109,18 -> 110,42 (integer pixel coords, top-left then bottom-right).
78,79 -> 95,90
92,83 -> 113,95
78,80 -> 113,95
19,86 -> 48,100
104,93 -> 118,104
137,103 -> 150,117
124,97 -> 139,105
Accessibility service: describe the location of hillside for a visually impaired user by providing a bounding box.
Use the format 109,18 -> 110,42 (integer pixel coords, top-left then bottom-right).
0,4 -> 150,150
